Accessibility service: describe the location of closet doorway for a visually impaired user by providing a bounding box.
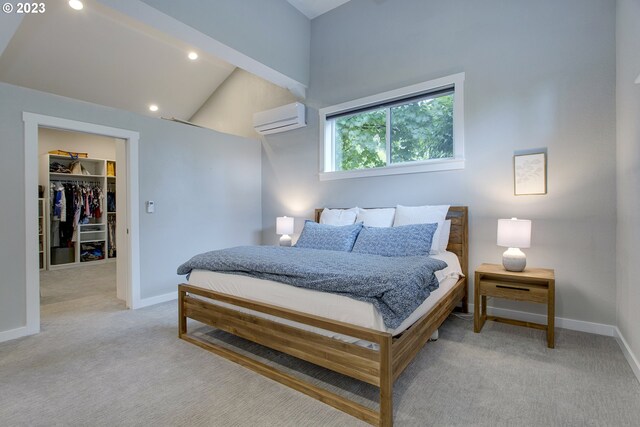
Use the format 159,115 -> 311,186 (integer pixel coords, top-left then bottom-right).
24,113 -> 141,336
39,128 -> 123,309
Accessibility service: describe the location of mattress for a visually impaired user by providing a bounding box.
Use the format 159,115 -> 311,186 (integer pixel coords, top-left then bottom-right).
187,251 -> 463,344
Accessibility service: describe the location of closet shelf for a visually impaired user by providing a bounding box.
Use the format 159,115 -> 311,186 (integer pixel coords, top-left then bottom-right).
50,172 -> 105,179
80,231 -> 106,234
49,154 -> 104,163
80,239 -> 106,243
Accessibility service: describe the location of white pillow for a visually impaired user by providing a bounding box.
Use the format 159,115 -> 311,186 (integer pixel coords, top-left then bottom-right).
393,205 -> 450,254
438,220 -> 451,253
393,204 -> 450,226
320,208 -> 358,226
356,208 -> 396,227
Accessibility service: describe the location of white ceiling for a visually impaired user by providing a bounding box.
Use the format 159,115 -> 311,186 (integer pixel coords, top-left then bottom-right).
287,0 -> 352,19
0,0 -> 236,120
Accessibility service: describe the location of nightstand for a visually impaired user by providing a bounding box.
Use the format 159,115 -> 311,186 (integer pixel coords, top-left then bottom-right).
474,263 -> 555,348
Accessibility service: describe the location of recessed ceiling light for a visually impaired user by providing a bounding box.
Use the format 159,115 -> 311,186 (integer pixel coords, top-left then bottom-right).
149,104 -> 159,112
188,51 -> 199,61
68,0 -> 83,11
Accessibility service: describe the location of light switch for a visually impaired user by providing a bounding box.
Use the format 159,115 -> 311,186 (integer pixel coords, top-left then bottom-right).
146,200 -> 155,213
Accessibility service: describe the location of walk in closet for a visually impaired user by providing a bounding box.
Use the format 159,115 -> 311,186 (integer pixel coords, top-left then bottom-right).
39,154 -> 117,269
37,125 -> 121,271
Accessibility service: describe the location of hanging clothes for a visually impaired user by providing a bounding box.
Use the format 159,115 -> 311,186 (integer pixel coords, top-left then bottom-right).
59,183 -> 75,246
51,183 -> 65,220
50,183 -> 61,247
50,181 -> 105,248
107,190 -> 116,213
108,215 -> 116,258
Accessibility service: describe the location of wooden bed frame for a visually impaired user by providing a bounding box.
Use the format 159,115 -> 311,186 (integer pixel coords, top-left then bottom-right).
178,206 -> 468,426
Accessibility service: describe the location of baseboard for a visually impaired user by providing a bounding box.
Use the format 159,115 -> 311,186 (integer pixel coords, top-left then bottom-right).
467,303 -> 616,336
134,291 -> 177,309
615,327 -> 640,384
0,291 -> 175,342
0,326 -> 31,343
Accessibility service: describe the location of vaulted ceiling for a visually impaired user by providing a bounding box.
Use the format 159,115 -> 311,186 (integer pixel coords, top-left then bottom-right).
0,0 -> 236,120
0,0 -> 350,121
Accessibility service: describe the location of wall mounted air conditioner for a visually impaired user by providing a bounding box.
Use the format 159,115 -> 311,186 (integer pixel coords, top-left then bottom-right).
253,102 -> 306,135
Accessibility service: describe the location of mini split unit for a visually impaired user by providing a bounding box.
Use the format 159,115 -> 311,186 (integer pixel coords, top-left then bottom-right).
253,102 -> 306,135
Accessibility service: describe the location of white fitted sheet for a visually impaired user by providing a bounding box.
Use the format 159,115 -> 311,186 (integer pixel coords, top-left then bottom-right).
186,251 -> 463,343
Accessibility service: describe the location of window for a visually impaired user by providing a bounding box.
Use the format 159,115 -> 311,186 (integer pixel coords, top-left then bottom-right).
319,73 -> 464,180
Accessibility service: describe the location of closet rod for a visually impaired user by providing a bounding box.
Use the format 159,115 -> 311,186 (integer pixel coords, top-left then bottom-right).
51,180 -> 103,185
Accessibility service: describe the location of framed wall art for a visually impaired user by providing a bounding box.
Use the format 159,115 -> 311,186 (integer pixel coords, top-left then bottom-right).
514,152 -> 547,195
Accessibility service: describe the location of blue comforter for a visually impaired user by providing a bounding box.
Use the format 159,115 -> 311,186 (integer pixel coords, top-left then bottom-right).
177,246 -> 447,329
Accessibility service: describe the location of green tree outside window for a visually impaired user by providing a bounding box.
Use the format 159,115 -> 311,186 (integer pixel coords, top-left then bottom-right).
332,93 -> 454,171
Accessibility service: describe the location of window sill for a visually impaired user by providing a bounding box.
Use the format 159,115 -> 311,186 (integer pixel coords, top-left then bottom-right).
318,158 -> 465,181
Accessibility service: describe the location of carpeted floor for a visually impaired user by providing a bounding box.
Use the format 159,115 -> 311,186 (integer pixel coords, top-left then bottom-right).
1,264 -> 639,426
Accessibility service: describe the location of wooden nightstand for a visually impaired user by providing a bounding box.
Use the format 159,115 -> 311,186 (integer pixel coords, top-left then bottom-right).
474,263 -> 555,348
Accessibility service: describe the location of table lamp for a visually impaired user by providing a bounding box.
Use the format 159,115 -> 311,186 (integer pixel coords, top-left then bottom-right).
497,218 -> 531,272
276,216 -> 294,247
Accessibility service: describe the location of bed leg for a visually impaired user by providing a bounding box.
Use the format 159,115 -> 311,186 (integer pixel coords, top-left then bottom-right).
178,288 -> 187,337
461,280 -> 469,313
379,334 -> 393,427
461,292 -> 469,313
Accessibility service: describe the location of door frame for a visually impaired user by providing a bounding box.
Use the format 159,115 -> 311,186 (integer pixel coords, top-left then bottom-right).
23,112 -> 141,335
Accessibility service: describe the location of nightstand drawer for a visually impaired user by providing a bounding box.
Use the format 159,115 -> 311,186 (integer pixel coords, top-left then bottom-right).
478,279 -> 548,303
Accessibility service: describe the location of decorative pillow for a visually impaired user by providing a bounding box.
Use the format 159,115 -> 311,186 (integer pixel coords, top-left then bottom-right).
320,208 -> 358,226
438,220 -> 451,253
295,220 -> 363,252
393,205 -> 450,254
352,223 -> 438,257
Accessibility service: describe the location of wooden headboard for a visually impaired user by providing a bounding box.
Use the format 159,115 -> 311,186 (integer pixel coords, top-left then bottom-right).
313,206 -> 469,278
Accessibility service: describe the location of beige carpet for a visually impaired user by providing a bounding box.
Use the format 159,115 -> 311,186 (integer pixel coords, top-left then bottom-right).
1,264 -> 639,426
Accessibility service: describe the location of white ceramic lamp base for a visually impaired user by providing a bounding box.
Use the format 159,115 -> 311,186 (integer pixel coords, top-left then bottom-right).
279,234 -> 292,247
502,247 -> 526,272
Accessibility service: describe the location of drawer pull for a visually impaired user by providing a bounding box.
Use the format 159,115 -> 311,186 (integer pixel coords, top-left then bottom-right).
496,285 -> 529,292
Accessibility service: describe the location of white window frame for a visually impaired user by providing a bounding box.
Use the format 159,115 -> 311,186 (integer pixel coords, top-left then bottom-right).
318,72 -> 465,181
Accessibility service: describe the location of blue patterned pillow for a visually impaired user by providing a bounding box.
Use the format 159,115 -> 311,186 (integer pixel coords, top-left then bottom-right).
352,223 -> 438,257
295,220 -> 363,252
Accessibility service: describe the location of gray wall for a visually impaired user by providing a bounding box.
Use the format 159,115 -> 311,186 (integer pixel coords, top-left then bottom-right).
190,68 -> 297,139
262,0 -> 617,325
140,0 -> 310,86
616,0 -> 640,362
0,82 -> 261,332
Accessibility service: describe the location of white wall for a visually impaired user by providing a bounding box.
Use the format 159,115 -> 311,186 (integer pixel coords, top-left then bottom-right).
616,0 -> 640,366
39,127 -> 117,160
0,82 -> 262,333
190,68 -> 298,139
140,0 -> 310,87
261,0 -> 617,326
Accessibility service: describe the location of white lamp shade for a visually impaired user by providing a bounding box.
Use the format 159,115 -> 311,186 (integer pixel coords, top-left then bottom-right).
276,216 -> 294,235
497,218 -> 531,248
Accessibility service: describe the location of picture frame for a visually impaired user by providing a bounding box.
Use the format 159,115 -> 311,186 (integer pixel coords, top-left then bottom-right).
514,152 -> 547,195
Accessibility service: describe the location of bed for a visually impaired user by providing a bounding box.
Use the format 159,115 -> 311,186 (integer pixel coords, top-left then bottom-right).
178,206 -> 468,426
